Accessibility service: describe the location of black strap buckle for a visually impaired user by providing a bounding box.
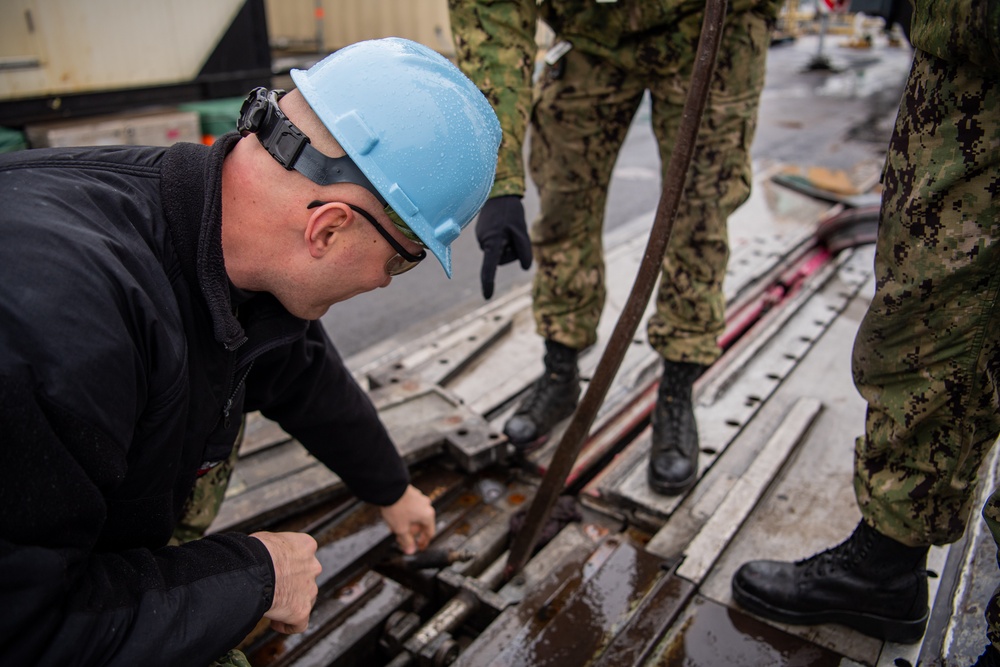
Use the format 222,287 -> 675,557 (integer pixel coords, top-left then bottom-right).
235,87 -> 386,207
237,87 -> 272,136
238,87 -> 307,169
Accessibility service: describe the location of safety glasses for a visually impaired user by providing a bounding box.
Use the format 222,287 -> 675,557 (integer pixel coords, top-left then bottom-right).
307,200 -> 426,276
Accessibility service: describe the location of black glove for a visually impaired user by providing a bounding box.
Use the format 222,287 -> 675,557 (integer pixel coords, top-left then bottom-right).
475,195 -> 532,299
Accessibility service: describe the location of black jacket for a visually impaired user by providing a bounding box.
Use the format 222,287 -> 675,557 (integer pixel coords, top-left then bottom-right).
0,136 -> 409,666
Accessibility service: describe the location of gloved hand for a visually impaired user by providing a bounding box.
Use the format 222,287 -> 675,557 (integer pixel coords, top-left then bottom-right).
475,195 -> 532,299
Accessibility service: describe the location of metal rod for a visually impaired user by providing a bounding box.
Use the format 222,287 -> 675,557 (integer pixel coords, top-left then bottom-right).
503,0 -> 729,580
386,558 -> 507,667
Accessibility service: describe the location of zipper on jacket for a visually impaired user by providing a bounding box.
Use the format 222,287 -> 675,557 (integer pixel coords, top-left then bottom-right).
224,334 -> 248,353
220,329 -> 299,429
223,360 -> 254,430
221,315 -> 248,429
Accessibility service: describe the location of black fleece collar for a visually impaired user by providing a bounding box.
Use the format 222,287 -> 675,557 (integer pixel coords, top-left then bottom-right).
159,133 -> 311,359
160,133 -> 246,349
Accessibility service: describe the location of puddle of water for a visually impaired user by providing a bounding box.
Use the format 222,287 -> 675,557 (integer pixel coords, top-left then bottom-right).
651,596 -> 843,667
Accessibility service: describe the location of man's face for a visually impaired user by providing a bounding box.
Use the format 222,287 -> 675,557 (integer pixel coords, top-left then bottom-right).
275,200 -> 425,321
236,90 -> 428,320
309,200 -> 425,278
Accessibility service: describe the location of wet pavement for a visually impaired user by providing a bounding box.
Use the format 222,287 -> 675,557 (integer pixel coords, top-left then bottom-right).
650,596 -> 845,667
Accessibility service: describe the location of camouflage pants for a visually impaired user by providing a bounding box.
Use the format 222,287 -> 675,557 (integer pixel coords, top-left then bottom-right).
171,418 -> 251,667
529,9 -> 770,366
170,417 -> 245,546
850,49 -> 1000,642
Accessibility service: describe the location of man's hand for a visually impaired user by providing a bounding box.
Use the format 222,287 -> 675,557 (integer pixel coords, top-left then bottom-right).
251,531 -> 322,634
380,485 -> 436,555
476,195 -> 532,299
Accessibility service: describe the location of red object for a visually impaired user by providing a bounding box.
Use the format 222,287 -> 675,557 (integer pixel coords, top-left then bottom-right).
819,0 -> 850,12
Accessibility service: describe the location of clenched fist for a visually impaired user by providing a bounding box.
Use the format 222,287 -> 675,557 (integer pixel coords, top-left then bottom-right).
251,531 -> 322,634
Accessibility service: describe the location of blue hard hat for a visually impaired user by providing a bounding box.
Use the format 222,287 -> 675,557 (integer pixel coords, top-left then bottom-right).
291,37 -> 501,277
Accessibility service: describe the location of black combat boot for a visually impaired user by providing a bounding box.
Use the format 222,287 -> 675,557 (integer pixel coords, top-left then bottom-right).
647,359 -> 704,495
731,520 -> 930,643
503,340 -> 580,449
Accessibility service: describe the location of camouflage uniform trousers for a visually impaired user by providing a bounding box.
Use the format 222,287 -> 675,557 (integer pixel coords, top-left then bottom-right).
529,8 -> 771,366
850,48 -> 1000,643
171,418 -> 253,667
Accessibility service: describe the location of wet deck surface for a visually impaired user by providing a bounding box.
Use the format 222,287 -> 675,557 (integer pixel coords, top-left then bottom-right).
210,32 -> 998,667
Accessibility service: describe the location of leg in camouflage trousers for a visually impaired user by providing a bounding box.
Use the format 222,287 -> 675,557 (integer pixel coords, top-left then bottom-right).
645,10 -> 769,494
529,9 -> 770,365
731,43 -> 1000,646
515,10 -> 770,466
853,46 -> 1000,646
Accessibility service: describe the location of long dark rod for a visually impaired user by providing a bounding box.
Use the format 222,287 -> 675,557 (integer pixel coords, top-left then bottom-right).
504,0 -> 729,580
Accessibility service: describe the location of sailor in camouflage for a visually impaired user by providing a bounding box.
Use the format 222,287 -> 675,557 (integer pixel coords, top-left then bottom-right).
449,0 -> 780,495
853,48 -> 1000,556
733,0 -> 1000,654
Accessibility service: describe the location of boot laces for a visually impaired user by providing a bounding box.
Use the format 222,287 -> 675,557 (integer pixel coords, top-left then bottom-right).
796,529 -> 871,579
516,370 -> 576,423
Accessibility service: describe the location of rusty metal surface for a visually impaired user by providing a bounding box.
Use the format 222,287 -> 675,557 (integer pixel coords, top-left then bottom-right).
456,530 -> 670,666
589,574 -> 692,667
226,238 -> 943,667
372,380 -> 504,473
212,382 -> 501,533
246,571 -> 409,667
219,210 -> 920,667
216,196 -> 914,667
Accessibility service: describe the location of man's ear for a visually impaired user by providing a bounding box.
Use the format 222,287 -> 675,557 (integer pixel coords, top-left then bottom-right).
305,202 -> 352,258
